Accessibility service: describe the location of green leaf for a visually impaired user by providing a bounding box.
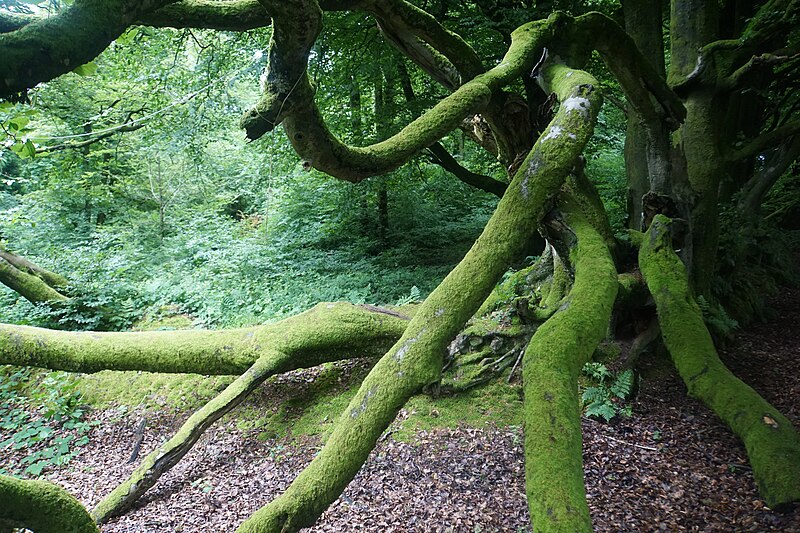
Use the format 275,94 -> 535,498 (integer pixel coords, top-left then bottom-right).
73,61 -> 98,77
585,401 -> 616,422
25,461 -> 45,476
610,369 -> 634,399
10,139 -> 36,159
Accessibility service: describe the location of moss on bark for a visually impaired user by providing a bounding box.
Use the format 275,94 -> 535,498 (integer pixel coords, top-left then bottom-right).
522,195 -> 618,533
0,475 -> 97,533
0,256 -> 69,304
0,302 -> 408,375
236,61 -> 602,533
92,350 -> 290,524
639,214 -> 800,509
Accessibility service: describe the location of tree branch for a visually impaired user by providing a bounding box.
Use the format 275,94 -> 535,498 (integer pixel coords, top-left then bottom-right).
728,119 -> 800,162
0,475 -> 98,533
639,215 -> 800,509
0,302 -> 408,375
236,61 -> 603,533
0,255 -> 69,304
0,0 -> 177,97
92,349 -> 290,523
36,122 -> 144,154
523,189 -> 618,533
426,142 -> 507,197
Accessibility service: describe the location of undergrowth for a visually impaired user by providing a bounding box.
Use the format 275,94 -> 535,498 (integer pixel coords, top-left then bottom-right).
0,366 -> 97,477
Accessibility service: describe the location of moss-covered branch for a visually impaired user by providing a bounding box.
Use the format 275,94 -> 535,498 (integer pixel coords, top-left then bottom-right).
0,0 -> 176,97
92,349 -> 290,523
0,475 -> 97,533
0,302 -> 408,375
235,61 -> 602,533
366,0 -> 484,89
639,215 -> 800,509
522,192 -> 618,533
241,12 -> 564,179
0,255 -> 69,304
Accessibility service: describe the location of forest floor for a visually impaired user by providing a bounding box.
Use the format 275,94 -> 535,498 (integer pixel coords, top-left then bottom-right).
7,283 -> 800,532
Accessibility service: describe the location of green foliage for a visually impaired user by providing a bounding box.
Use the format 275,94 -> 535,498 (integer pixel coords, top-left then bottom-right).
0,367 -> 96,477
713,202 -> 799,326
580,362 -> 634,422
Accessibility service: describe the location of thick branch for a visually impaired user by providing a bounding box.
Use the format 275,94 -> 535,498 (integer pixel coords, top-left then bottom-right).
236,62 -> 602,533
0,255 -> 69,304
0,247 -> 68,289
523,192 -> 618,533
0,302 -> 408,374
0,475 -> 97,533
138,0 -> 269,30
0,0 -> 176,97
639,215 -> 800,509
427,142 -> 507,197
92,349 -> 288,523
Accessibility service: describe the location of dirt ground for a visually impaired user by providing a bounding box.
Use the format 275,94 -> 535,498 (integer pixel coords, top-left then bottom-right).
6,284 -> 800,532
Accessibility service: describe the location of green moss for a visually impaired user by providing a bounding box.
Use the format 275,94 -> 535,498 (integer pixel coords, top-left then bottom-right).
392,381 -> 523,441
522,197 -> 618,533
0,474 -> 97,532
640,215 -> 800,508
77,371 -> 233,410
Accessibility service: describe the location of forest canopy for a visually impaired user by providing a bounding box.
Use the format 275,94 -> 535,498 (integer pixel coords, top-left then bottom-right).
1,0 -> 799,532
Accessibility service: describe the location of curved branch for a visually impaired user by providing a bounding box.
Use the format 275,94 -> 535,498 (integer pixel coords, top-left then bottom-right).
241,14 -> 563,180
522,191 -> 618,533
236,61 -> 602,533
639,215 -> 800,509
0,475 -> 97,533
0,0 -> 177,97
0,302 -> 409,375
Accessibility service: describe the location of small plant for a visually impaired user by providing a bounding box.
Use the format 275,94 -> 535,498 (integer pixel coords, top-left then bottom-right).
581,362 -> 634,422
0,367 -> 96,477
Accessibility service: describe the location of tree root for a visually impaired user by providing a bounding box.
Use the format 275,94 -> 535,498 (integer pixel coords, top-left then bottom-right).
639,214 -> 800,509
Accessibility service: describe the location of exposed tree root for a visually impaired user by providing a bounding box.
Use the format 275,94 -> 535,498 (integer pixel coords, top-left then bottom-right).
0,474 -> 98,533
639,214 -> 800,509
92,350 -> 291,523
522,193 -> 618,533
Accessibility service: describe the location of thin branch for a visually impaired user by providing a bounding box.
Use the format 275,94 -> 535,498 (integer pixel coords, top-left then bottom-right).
427,142 -> 507,197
